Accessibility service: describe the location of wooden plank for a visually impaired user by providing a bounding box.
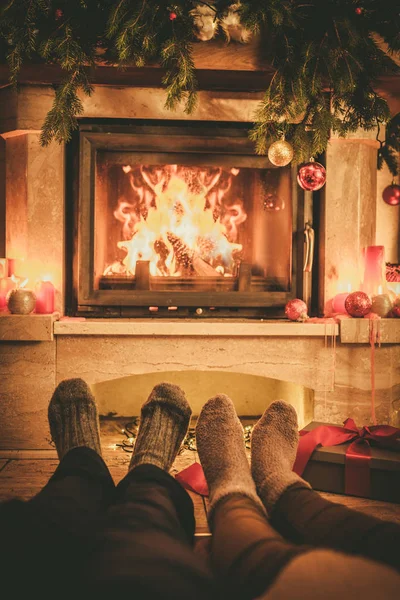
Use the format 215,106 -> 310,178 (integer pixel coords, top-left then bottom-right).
0,459 -> 59,501
320,492 -> 400,525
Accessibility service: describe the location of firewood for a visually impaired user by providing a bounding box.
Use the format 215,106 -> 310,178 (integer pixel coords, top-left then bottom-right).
167,232 -> 220,276
192,254 -> 221,276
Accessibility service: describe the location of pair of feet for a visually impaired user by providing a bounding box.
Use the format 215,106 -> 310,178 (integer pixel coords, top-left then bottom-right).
48,379 -> 304,516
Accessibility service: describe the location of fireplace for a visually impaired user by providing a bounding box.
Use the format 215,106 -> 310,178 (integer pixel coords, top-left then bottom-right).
68,120 -> 312,317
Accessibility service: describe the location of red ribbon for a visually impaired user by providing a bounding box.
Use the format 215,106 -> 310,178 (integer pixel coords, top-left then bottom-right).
293,419 -> 400,497
175,462 -> 209,496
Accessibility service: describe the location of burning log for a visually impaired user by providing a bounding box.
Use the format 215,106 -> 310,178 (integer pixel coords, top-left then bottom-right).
166,232 -> 221,276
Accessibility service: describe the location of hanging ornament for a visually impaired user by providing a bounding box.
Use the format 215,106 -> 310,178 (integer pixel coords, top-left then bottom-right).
297,160 -> 326,191
284,299 -> 309,322
344,291 -> 372,317
382,183 -> 400,206
190,5 -> 218,41
220,2 -> 252,43
355,7 -> 363,15
263,191 -> 285,211
267,139 -> 294,167
169,11 -> 177,21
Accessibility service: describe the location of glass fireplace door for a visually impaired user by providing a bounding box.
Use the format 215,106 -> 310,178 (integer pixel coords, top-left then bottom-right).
70,121 -> 305,317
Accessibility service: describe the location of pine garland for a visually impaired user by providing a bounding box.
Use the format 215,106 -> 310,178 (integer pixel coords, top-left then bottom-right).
0,1 -> 399,174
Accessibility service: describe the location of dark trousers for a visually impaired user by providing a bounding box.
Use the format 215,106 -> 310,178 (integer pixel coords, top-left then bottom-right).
0,447 -> 216,600
211,483 -> 400,600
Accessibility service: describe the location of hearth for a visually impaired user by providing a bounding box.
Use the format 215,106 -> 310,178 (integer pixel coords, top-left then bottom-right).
67,120 -> 313,317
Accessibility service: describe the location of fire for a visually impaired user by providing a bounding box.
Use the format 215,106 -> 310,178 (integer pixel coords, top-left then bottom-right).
104,165 -> 247,277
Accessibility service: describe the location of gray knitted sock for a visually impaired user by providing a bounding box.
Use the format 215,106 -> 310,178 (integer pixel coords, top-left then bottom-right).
48,378 -> 102,460
196,394 -> 266,522
251,400 -> 310,513
129,382 -> 192,472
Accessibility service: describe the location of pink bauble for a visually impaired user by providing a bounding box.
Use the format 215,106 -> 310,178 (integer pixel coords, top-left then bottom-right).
297,161 -> 326,191
344,291 -> 372,317
382,184 -> 400,206
285,298 -> 309,321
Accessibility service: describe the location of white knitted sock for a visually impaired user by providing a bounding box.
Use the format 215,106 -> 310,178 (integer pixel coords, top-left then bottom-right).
251,400 -> 310,513
196,394 -> 266,522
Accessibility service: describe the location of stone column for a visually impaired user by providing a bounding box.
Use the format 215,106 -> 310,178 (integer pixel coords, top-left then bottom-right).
321,130 -> 380,313
3,131 -> 65,312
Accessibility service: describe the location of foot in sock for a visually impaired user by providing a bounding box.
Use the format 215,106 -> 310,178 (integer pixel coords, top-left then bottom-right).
48,378 -> 102,460
129,382 -> 192,472
196,394 -> 266,520
251,400 -> 310,514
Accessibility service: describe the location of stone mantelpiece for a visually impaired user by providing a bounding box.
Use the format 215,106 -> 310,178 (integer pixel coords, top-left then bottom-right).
0,316 -> 399,450
0,79 -> 399,451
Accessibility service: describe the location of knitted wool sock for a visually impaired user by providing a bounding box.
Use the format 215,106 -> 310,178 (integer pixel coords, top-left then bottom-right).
251,400 -> 310,514
48,378 -> 102,460
129,382 -> 192,472
196,394 -> 266,521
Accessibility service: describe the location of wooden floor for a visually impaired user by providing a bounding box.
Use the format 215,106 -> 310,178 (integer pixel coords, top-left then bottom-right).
0,418 -> 399,534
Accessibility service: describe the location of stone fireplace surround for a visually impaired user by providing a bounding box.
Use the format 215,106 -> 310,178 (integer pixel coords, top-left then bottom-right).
0,58 -> 400,450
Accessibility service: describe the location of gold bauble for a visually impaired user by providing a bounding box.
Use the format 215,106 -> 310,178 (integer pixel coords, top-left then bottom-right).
371,294 -> 393,317
7,288 -> 36,314
267,140 -> 294,167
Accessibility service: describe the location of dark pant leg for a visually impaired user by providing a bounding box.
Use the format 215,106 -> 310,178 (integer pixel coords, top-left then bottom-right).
86,464 -> 218,600
271,482 -> 400,572
0,447 -> 115,598
210,494 -> 313,600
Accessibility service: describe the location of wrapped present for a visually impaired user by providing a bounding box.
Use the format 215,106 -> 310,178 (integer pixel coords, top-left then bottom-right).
294,420 -> 400,503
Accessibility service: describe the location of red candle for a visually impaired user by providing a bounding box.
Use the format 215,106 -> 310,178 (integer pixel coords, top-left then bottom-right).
7,258 -> 17,277
361,245 -> 387,297
35,280 -> 55,314
0,277 -> 17,311
332,292 -> 350,314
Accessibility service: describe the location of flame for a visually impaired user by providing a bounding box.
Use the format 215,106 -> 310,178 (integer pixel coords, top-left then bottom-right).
104,166 -> 247,277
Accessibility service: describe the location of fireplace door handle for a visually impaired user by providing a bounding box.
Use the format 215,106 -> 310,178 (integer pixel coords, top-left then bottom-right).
303,222 -> 315,273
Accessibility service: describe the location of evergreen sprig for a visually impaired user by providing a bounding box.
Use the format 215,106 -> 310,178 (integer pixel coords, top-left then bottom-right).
0,0 -> 399,174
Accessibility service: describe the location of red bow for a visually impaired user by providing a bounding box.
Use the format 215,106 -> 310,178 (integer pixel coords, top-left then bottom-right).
293,419 -> 400,497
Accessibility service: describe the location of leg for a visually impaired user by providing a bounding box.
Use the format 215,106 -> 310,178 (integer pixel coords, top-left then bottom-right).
251,400 -> 400,572
196,394 -> 312,600
0,379 -> 115,597
85,383 -> 217,599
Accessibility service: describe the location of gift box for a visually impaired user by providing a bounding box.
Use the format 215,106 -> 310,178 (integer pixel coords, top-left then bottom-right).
297,421 -> 400,503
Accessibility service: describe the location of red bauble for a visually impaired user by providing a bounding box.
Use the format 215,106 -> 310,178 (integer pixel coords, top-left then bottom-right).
285,299 -> 309,321
344,291 -> 372,317
169,11 -> 177,20
391,297 -> 400,318
382,184 -> 400,206
55,8 -> 63,20
297,161 -> 326,191
355,7 -> 363,15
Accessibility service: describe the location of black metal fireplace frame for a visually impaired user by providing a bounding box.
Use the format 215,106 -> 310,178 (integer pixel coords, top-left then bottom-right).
66,119 -> 312,318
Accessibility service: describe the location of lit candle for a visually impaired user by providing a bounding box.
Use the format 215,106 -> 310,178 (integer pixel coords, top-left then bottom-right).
7,258 -> 17,277
35,280 -> 55,314
332,292 -> 350,314
0,277 -> 17,311
361,245 -> 387,297
0,258 -> 8,279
